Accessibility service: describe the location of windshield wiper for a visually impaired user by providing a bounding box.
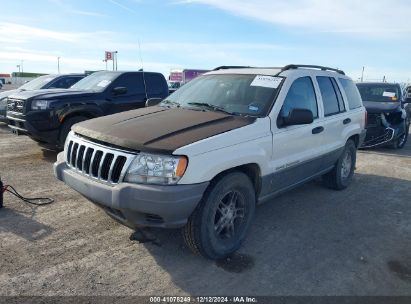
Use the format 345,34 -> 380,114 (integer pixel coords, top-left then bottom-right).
161,99 -> 181,108
186,102 -> 238,115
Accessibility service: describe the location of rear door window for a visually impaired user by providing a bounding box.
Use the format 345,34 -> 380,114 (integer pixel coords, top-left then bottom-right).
339,78 -> 363,109
113,73 -> 145,95
317,76 -> 343,116
145,73 -> 166,95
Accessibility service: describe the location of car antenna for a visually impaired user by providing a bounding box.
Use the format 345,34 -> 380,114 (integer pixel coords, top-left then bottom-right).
139,39 -> 148,101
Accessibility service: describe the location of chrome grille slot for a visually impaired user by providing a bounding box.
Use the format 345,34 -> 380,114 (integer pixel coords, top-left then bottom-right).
83,148 -> 94,174
65,132 -> 136,185
92,151 -> 103,177
7,98 -> 25,114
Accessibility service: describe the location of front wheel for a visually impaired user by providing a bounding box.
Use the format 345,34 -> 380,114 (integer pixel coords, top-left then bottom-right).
58,116 -> 88,150
391,123 -> 409,149
182,172 -> 256,260
322,140 -> 357,190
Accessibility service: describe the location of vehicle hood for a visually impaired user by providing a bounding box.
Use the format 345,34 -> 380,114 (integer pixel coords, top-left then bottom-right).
363,101 -> 402,113
0,89 -> 19,100
7,89 -> 94,101
73,106 -> 256,154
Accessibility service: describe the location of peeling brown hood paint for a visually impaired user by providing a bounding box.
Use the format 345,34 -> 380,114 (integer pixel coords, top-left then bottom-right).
72,106 -> 256,154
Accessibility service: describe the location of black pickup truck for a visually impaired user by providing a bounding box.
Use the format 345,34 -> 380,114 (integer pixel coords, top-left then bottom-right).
7,71 -> 168,149
0,73 -> 85,123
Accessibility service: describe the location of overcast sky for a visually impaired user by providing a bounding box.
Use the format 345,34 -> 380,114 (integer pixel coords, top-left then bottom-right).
0,0 -> 410,82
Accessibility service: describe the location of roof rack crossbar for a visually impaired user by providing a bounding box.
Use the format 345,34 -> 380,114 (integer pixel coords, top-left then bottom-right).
281,64 -> 345,75
213,66 -> 252,71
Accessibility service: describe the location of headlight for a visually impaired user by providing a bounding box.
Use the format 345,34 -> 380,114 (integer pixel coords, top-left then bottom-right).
124,153 -> 188,185
31,100 -> 51,110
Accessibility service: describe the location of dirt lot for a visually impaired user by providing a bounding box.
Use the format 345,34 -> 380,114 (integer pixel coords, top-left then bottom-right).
0,122 -> 410,296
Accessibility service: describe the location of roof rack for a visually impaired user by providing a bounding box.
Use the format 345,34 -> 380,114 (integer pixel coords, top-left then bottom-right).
213,66 -> 252,71
281,64 -> 345,75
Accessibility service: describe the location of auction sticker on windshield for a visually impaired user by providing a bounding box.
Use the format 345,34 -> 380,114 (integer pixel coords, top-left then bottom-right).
97,80 -> 111,88
251,75 -> 282,89
382,92 -> 396,97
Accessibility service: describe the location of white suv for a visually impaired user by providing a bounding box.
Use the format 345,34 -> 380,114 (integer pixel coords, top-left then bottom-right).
54,64 -> 367,259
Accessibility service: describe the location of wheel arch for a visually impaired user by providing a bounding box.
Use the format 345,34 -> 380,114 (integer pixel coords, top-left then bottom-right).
348,134 -> 360,148
208,163 -> 262,199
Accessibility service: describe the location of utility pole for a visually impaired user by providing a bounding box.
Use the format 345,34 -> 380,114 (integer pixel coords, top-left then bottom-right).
113,51 -> 118,71
57,57 -> 60,73
16,64 -> 21,85
361,66 -> 365,82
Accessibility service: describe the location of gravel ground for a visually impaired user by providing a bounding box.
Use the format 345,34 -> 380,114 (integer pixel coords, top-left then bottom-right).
0,122 -> 410,296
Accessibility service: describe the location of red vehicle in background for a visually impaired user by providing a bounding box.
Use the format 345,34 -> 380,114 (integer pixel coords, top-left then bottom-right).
168,69 -> 209,93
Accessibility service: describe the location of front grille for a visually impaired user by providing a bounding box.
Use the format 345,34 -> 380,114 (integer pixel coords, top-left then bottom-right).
7,98 -> 25,114
362,127 -> 395,148
65,132 -> 135,185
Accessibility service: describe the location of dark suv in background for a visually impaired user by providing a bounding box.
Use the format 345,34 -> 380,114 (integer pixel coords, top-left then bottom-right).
357,82 -> 410,149
0,74 -> 85,123
6,71 -> 169,149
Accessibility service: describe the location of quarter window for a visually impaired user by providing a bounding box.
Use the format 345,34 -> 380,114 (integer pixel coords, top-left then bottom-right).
280,77 -> 318,120
339,78 -> 363,109
317,76 -> 342,116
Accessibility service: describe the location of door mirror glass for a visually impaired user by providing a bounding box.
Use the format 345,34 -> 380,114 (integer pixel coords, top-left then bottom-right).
281,108 -> 314,127
405,88 -> 411,103
146,98 -> 163,107
112,87 -> 127,96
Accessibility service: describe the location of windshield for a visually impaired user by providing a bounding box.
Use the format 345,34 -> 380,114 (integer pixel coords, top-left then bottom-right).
19,75 -> 57,90
357,83 -> 401,102
163,74 -> 283,116
71,71 -> 121,92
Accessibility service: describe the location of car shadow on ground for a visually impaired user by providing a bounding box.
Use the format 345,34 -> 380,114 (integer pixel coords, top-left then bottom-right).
0,206 -> 53,242
136,172 -> 411,295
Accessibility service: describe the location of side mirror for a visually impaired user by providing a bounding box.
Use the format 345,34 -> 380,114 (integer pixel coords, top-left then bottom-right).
281,108 -> 314,127
112,87 -> 127,96
405,89 -> 411,103
146,98 -> 163,107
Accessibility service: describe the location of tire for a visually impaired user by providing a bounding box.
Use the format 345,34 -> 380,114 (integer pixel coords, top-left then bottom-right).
322,140 -> 357,190
182,171 -> 256,260
391,123 -> 409,149
58,116 -> 88,149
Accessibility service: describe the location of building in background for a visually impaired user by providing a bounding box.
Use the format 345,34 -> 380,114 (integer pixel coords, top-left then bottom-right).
168,69 -> 210,93
0,74 -> 11,84
11,72 -> 47,85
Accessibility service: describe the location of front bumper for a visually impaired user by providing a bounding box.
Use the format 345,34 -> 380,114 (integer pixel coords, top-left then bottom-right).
361,122 -> 406,148
54,153 -> 209,229
7,111 -> 59,145
0,110 -> 6,123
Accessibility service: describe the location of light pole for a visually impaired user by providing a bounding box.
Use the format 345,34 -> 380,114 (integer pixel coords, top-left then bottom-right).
114,51 -> 118,71
16,64 -> 21,85
57,57 -> 60,73
361,66 -> 365,82
102,59 -> 108,70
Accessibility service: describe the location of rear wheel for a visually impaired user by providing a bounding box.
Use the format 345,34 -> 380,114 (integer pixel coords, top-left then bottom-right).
58,116 -> 88,149
182,172 -> 256,260
322,139 -> 356,190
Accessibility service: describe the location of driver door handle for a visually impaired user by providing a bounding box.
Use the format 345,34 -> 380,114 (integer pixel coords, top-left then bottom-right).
312,126 -> 324,134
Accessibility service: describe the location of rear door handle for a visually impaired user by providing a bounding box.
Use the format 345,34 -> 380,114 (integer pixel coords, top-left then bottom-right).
343,118 -> 351,125
312,126 -> 324,134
